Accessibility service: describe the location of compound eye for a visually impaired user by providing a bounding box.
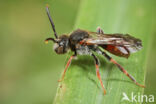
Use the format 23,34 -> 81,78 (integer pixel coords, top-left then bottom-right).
54,46 -> 64,54
58,46 -> 63,53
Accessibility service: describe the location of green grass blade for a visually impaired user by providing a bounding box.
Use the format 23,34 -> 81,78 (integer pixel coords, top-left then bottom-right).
53,0 -> 155,104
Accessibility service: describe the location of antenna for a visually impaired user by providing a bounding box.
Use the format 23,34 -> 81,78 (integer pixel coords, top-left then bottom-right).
46,4 -> 58,39
45,38 -> 58,44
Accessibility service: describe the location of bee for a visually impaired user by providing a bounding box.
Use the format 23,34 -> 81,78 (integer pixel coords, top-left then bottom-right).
45,5 -> 145,95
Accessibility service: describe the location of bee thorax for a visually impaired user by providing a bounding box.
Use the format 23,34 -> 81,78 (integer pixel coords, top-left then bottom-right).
76,44 -> 92,55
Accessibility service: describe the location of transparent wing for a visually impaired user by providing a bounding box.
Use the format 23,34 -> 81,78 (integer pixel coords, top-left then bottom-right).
84,32 -> 142,54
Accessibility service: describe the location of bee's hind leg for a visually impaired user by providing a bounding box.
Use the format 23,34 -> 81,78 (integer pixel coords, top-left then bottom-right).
96,47 -> 145,88
96,26 -> 104,34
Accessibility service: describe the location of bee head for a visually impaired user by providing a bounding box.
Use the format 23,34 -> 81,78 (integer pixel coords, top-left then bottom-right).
45,5 -> 69,54
45,35 -> 69,54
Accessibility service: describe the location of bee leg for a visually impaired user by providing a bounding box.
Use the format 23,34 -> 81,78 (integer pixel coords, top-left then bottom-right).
97,48 -> 145,88
58,55 -> 76,82
91,53 -> 106,95
96,26 -> 104,34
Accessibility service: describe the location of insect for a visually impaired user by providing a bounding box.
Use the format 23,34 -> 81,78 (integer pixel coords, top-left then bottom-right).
45,5 -> 145,95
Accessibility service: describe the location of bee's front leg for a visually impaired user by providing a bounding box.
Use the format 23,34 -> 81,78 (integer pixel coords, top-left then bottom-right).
58,54 -> 76,82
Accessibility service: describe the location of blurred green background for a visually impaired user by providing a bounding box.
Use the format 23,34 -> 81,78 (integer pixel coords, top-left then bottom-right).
0,0 -> 155,104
